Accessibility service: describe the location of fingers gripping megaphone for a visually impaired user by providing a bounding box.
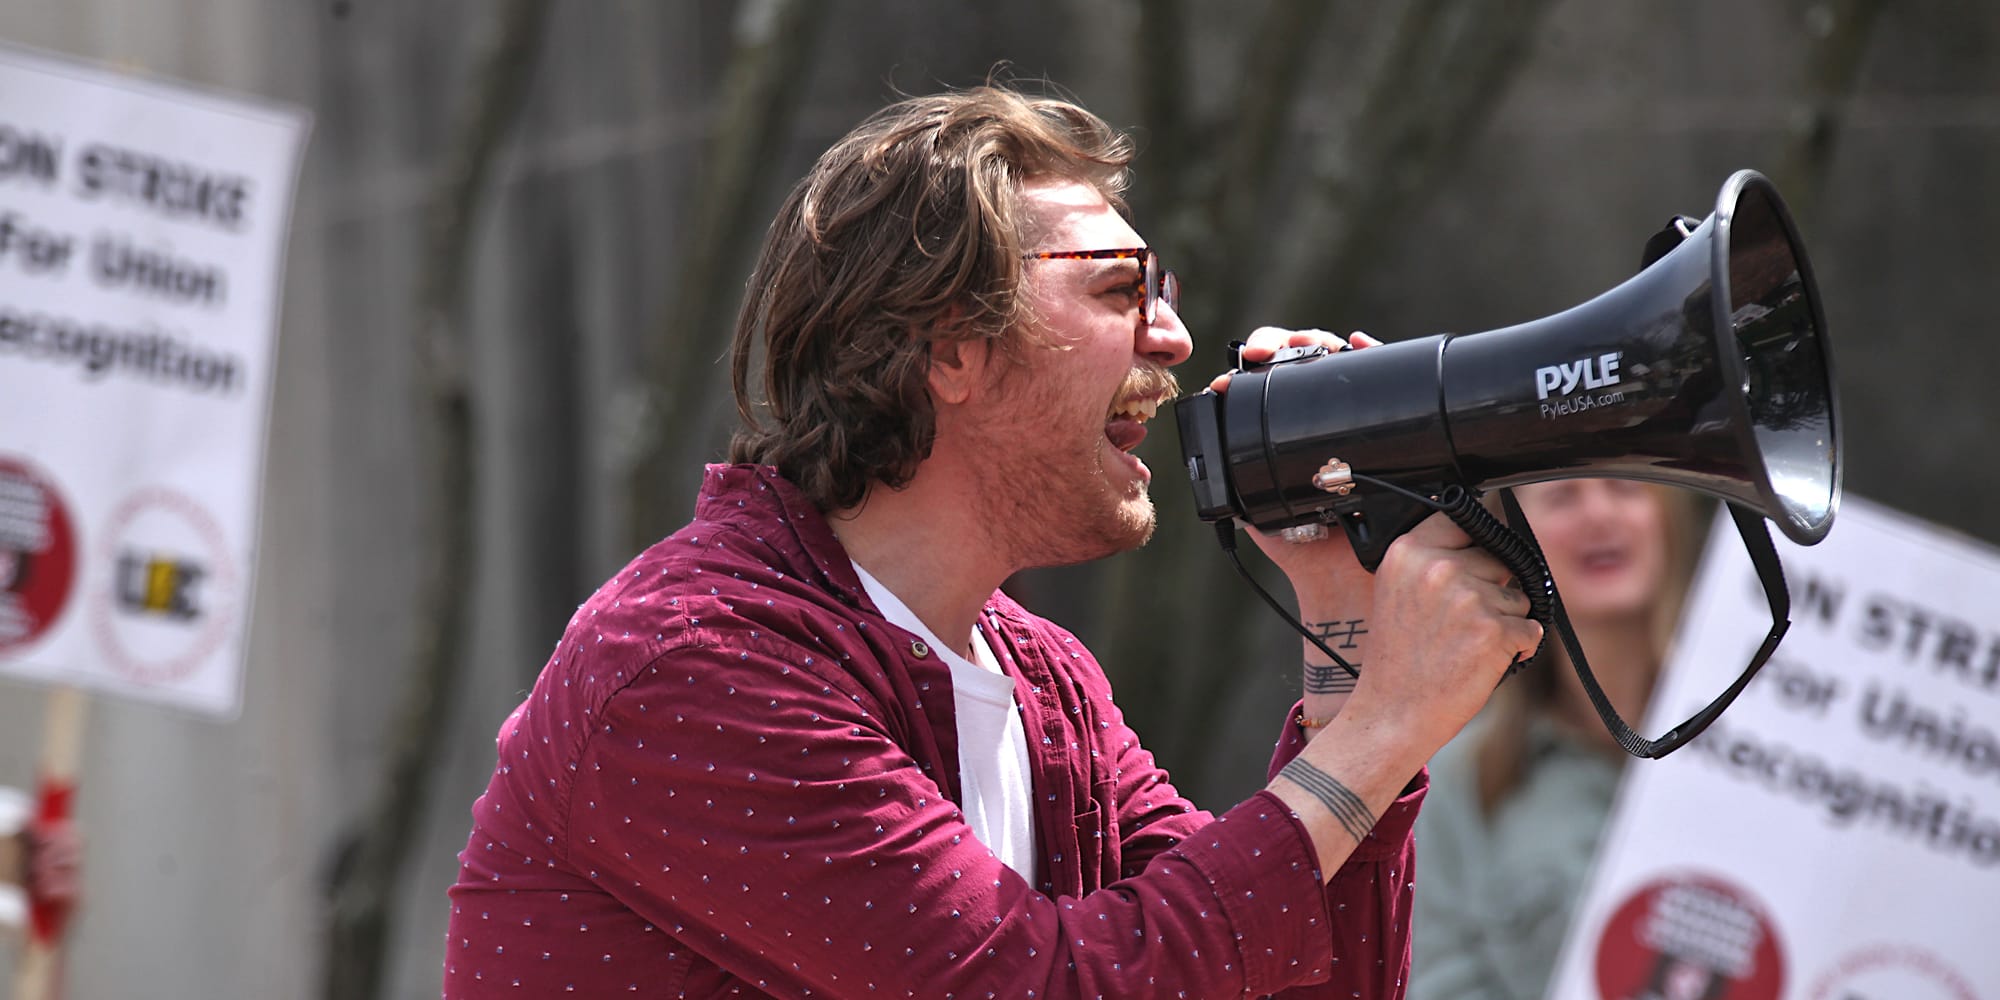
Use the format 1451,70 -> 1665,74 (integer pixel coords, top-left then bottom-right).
1175,170 -> 1840,758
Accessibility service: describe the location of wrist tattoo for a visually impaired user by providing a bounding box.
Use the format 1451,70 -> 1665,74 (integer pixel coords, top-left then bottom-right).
1279,758 -> 1378,845
1310,618 -> 1368,650
1304,619 -> 1365,693
1304,663 -> 1359,694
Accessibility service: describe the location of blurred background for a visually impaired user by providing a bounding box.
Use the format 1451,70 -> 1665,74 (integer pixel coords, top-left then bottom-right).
0,0 -> 1993,996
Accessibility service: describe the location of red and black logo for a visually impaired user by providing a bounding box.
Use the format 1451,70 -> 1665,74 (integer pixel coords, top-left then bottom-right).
1594,873 -> 1786,1000
0,455 -> 77,657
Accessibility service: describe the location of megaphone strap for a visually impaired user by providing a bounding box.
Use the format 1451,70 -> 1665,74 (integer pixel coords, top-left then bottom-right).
1490,488 -> 1793,759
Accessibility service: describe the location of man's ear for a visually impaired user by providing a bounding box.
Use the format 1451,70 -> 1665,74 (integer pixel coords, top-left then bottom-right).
927,335 -> 991,406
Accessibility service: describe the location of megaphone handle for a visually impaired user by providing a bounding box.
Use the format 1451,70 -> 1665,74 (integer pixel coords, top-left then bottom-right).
1435,487 -> 1554,670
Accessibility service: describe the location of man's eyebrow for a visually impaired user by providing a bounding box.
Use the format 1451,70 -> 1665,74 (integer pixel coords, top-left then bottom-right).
1081,257 -> 1142,284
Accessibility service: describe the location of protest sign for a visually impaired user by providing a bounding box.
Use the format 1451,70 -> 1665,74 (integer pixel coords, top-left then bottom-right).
0,43 -> 309,718
1548,495 -> 1998,1000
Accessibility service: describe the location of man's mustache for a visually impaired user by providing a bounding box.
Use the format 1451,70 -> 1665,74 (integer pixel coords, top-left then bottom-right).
1119,361 -> 1180,407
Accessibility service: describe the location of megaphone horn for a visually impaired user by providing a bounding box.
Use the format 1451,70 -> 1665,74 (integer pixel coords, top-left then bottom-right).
1176,168 -> 1840,571
1175,170 -> 1841,759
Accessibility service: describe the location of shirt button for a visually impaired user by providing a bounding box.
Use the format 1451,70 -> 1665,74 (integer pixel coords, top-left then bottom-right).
910,640 -> 930,658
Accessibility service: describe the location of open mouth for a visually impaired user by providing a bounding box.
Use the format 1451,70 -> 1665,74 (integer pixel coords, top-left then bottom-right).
1105,363 -> 1179,451
1105,394 -> 1165,453
1101,363 -> 1180,485
1577,546 -> 1631,574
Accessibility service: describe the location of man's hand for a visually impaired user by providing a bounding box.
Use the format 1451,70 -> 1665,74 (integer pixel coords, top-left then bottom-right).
23,818 -> 81,915
1207,326 -> 1382,394
1348,512 -> 1544,756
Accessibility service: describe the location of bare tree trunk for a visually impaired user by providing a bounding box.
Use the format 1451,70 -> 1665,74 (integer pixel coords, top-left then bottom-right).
623,0 -> 827,553
319,2 -> 552,997
1134,0 -> 1192,201
1287,0 -> 1557,323
1772,0 -> 1886,224
1185,0 -> 1337,336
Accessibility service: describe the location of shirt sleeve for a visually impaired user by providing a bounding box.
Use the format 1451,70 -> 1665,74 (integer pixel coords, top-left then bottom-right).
1095,695 -> 1425,999
562,633 -> 1350,999
1260,700 -> 1428,1000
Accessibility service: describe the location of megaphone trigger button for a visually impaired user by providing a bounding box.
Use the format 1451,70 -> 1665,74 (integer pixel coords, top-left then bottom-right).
1312,459 -> 1355,496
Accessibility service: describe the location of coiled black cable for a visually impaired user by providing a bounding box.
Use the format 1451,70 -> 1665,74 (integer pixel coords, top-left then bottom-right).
1430,484 -> 1553,673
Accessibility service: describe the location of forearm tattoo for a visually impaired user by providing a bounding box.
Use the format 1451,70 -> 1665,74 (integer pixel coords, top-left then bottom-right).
1279,758 -> 1378,845
1310,618 -> 1368,650
1303,663 -> 1358,694
1304,619 -> 1365,694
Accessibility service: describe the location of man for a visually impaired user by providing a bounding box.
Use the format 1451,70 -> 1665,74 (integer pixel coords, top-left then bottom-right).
444,86 -> 1538,998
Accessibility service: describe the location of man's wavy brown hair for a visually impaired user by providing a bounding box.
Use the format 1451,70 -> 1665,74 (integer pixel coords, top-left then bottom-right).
727,86 -> 1134,511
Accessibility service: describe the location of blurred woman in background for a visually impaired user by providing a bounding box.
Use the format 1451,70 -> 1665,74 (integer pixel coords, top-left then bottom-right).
1410,479 -> 1704,1000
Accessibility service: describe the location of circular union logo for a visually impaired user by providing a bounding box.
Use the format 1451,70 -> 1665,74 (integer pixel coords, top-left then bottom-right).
1594,872 -> 1786,1000
90,487 -> 237,685
1808,944 -> 1980,1000
0,455 -> 79,656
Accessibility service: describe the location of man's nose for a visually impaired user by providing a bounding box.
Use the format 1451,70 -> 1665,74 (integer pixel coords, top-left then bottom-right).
1140,301 -> 1194,367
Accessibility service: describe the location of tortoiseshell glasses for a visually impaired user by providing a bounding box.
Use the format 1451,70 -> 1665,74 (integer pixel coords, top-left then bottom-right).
1022,247 -> 1181,327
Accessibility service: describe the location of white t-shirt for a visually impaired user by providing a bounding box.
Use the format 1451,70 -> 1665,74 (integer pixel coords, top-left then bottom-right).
850,561 -> 1038,880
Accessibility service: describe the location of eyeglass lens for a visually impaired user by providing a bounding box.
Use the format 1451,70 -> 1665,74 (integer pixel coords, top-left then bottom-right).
1143,251 -> 1181,326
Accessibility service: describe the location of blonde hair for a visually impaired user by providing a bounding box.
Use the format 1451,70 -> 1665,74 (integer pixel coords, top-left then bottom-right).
1475,484 -> 1708,814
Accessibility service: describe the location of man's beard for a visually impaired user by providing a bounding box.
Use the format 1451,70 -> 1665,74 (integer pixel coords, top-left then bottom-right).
970,362 -> 1175,572
982,454 -> 1156,573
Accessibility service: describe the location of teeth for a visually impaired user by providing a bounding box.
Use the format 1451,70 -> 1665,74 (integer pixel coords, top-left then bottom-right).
1110,397 -> 1160,421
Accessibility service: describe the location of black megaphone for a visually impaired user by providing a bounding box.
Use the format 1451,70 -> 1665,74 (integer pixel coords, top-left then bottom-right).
1174,169 -> 1839,757
1176,169 -> 1836,565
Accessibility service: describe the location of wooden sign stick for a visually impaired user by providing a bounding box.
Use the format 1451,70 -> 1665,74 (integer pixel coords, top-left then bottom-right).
13,685 -> 87,1000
